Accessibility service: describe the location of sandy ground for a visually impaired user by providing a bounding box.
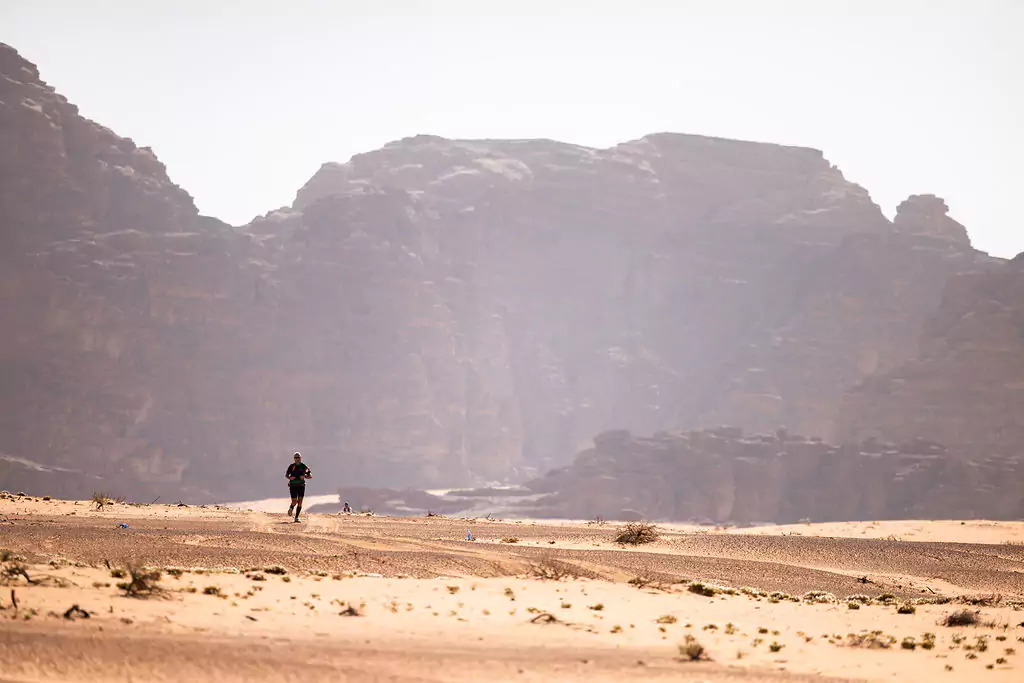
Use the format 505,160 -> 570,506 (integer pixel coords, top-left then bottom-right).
1,495 -> 1023,682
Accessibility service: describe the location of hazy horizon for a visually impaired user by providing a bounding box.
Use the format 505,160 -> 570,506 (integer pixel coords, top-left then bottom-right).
3,0 -> 1021,257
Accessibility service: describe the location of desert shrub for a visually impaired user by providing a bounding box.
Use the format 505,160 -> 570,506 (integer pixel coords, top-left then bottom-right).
679,635 -> 707,661
500,537 -> 520,544
897,603 -> 916,615
92,492 -> 113,509
528,557 -> 580,581
688,582 -> 719,597
202,585 -> 223,596
943,610 -> 980,627
614,521 -> 659,545
802,590 -> 837,604
656,614 -> 678,624
263,565 -> 287,575
117,564 -> 163,598
769,642 -> 784,652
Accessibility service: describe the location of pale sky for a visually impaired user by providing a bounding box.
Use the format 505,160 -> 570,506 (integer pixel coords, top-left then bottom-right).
3,0 -> 1022,257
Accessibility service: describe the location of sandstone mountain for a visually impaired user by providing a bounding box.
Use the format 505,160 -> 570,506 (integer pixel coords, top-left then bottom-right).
837,252 -> 1024,456
0,42 -> 1019,506
520,428 -> 1024,523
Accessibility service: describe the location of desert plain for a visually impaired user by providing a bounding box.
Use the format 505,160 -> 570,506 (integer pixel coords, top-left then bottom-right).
1,493 -> 1023,683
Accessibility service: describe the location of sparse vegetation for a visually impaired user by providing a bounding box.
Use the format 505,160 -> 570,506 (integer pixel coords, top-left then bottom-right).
528,557 -> 580,581
656,614 -> 678,624
447,585 -> 460,594
500,537 -> 520,544
117,564 -> 163,598
678,635 -> 707,661
614,521 -> 659,545
802,590 -> 836,604
848,602 -> 861,610
688,581 -> 718,597
338,603 -> 362,617
901,637 -> 917,650
263,565 -> 287,575
588,603 -> 605,611
203,585 -> 223,596
943,610 -> 981,627
769,642 -> 784,653
846,631 -> 897,649
897,603 -> 917,615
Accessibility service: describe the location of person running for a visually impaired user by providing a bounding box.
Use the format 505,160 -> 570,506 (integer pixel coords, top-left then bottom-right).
285,452 -> 312,522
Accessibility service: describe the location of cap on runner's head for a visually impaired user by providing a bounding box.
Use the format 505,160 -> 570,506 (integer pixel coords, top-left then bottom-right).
293,452 -> 301,459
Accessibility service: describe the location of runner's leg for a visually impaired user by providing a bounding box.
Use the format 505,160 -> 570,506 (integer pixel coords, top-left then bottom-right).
294,489 -> 304,521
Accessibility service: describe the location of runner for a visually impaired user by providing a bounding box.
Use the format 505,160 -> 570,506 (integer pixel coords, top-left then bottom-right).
285,452 -> 312,522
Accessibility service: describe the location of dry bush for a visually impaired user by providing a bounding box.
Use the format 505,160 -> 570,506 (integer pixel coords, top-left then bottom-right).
117,564 -> 163,598
501,537 -> 520,544
678,634 -> 708,661
614,521 -> 659,545
338,603 -> 362,617
846,631 -> 897,649
688,582 -> 718,597
943,609 -> 980,627
528,557 -> 580,581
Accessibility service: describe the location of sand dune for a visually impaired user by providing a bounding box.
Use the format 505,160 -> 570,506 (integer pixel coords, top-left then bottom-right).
1,495 -> 1022,682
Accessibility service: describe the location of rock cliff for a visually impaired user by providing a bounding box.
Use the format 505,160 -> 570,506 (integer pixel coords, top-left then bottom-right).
523,428 -> 1024,523
836,253 -> 1024,456
0,42 -> 1017,502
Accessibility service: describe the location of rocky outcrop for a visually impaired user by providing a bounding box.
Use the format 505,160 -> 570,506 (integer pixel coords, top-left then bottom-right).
893,194 -> 971,246
836,254 -> 1024,456
0,42 -> 1015,503
524,429 -> 1024,523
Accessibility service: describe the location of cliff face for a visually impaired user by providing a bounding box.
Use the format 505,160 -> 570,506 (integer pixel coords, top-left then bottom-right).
836,253 -> 1024,456
525,429 -> 1024,523
0,42 -> 1013,502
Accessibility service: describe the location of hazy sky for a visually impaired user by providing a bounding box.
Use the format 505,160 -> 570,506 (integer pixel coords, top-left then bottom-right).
3,0 -> 1021,257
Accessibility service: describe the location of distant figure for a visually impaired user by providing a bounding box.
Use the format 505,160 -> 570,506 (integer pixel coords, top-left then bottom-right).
342,501 -> 352,513
286,452 -> 312,522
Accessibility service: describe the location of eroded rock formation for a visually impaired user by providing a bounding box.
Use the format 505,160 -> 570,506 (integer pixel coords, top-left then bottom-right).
836,254 -> 1024,456
524,429 -> 1024,523
0,42 -> 1018,503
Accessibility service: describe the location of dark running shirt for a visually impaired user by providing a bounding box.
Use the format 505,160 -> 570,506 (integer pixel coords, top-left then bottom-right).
286,462 -> 310,487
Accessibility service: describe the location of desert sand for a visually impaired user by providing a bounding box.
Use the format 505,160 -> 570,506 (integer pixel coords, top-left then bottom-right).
1,494 -> 1022,682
